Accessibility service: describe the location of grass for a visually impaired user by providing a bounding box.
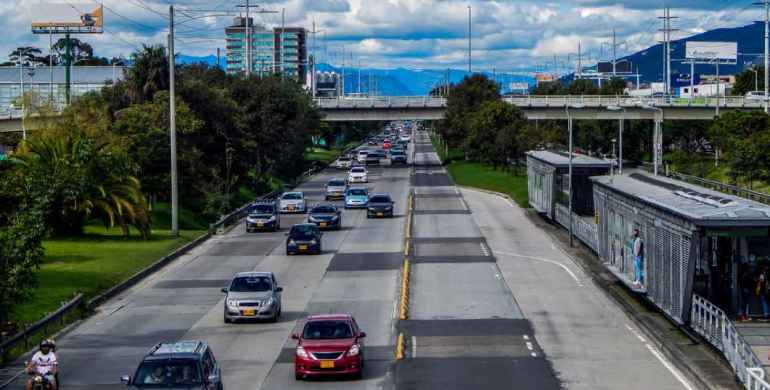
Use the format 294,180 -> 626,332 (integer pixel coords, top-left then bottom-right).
304,147 -> 339,165
446,161 -> 529,208
12,216 -> 205,326
429,133 -> 464,163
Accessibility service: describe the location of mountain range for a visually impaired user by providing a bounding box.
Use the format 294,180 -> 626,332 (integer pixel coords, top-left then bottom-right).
177,22 -> 767,94
175,55 -> 534,96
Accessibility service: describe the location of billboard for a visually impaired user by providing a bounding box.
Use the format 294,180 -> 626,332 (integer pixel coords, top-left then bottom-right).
31,4 -> 103,34
509,82 -> 529,91
597,59 -> 632,74
685,41 -> 737,61
535,73 -> 555,84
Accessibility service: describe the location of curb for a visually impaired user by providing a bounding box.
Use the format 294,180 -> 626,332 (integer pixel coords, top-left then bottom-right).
460,186 -> 736,390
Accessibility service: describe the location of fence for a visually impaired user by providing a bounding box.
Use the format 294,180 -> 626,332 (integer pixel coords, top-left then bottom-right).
0,294 -> 83,364
554,203 -> 599,253
690,294 -> 769,389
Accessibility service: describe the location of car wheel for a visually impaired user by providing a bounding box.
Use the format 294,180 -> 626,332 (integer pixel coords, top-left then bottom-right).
224,315 -> 231,324
295,373 -> 303,381
286,248 -> 292,256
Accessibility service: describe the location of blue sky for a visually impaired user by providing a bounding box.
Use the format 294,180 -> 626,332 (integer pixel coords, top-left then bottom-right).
1,0 -> 764,74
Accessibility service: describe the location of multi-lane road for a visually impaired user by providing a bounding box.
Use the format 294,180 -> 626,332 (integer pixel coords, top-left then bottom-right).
8,129 -> 695,389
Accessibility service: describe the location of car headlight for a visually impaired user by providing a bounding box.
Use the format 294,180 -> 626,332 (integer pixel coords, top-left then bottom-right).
296,346 -> 309,359
348,344 -> 360,356
268,215 -> 276,221
289,239 -> 296,245
310,239 -> 317,245
263,297 -> 275,307
331,215 -> 339,221
226,299 -> 239,308
308,216 -> 317,222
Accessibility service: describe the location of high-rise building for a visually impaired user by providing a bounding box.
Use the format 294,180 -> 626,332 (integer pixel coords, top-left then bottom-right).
225,17 -> 306,81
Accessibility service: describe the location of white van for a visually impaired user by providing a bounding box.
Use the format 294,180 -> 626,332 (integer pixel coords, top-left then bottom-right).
357,150 -> 368,163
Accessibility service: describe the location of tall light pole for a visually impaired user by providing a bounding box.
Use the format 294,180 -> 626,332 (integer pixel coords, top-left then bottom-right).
607,105 -> 626,174
467,5 -> 472,74
168,5 -> 179,237
642,104 -> 664,176
564,105 -> 583,248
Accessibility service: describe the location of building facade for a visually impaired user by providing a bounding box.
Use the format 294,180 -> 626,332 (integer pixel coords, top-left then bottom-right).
0,66 -> 125,115
225,17 -> 306,81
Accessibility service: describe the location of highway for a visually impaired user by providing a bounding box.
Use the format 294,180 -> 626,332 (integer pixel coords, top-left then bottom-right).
6,129 -> 693,389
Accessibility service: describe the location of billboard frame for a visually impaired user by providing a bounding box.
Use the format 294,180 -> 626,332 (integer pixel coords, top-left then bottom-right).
31,5 -> 103,35
684,41 -> 737,65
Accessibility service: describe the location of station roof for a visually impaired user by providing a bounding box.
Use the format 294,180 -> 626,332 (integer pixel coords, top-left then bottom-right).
0,66 -> 125,84
591,172 -> 770,227
526,150 -> 612,169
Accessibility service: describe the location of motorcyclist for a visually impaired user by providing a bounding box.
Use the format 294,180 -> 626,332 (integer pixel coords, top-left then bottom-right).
26,339 -> 57,390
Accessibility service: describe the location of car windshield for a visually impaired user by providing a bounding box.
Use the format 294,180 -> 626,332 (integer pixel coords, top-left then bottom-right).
302,320 -> 354,340
282,193 -> 302,200
358,151 -> 368,155
312,205 -> 336,214
134,361 -> 201,386
328,180 -> 346,187
369,195 -> 391,203
347,189 -> 367,196
290,225 -> 316,237
249,205 -> 274,214
351,168 -> 365,173
338,157 -> 350,161
230,276 -> 272,292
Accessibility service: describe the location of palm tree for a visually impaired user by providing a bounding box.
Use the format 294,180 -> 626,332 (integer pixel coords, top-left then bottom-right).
12,130 -> 152,238
125,44 -> 169,103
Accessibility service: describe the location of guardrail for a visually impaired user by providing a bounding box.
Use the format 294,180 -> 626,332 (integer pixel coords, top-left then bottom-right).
314,95 -> 767,110
0,294 -> 83,364
691,294 -> 768,389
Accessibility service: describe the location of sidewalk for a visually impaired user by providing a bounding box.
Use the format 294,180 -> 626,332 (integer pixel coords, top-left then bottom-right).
526,208 -> 740,390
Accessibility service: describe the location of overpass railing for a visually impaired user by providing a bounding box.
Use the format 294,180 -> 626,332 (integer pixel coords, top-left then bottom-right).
314,95 -> 765,109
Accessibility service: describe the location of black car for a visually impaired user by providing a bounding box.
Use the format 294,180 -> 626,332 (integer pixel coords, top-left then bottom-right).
308,203 -> 342,230
286,223 -> 323,255
367,194 -> 395,218
245,201 -> 280,232
121,341 -> 223,390
365,152 -> 382,165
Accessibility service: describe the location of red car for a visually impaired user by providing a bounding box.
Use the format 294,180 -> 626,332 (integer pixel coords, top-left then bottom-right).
383,140 -> 391,149
293,314 -> 366,380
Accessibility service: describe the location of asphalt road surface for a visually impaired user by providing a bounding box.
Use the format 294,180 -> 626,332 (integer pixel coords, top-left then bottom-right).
5,130 -> 693,390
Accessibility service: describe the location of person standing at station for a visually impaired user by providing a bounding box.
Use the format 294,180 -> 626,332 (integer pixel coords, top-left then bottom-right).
758,266 -> 770,321
632,229 -> 644,287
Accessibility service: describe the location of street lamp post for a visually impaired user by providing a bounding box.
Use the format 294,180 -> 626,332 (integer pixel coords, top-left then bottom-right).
641,104 -> 664,175
565,103 -> 585,248
607,105 -> 626,174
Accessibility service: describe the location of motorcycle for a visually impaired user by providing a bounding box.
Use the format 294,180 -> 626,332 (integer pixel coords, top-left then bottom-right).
28,373 -> 50,390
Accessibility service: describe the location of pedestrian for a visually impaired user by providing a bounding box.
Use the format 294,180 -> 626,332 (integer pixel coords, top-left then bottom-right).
757,267 -> 769,320
632,228 -> 644,286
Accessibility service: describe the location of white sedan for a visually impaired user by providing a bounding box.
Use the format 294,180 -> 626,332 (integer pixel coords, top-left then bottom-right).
279,191 -> 307,213
347,166 -> 368,184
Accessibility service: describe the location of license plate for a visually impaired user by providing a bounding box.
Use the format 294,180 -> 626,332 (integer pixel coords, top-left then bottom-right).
257,222 -> 263,227
320,361 -> 335,369
377,212 -> 384,217
299,245 -> 308,250
288,206 -> 295,211
242,309 -> 255,316
320,222 -> 327,227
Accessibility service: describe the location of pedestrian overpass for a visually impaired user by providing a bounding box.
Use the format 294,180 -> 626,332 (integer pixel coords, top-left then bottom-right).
316,95 -> 767,121
1,95 -> 767,132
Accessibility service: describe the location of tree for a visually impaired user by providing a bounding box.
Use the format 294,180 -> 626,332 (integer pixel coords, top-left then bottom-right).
599,77 -> 627,95
568,79 -> 600,95
732,66 -> 764,96
53,37 -> 94,63
709,111 -> 770,188
8,47 -> 43,66
531,81 -> 567,96
124,44 -> 169,103
443,74 -> 500,148
465,100 -> 527,168
11,124 -> 151,237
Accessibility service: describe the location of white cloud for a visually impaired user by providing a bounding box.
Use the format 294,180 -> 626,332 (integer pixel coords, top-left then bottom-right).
0,0 -> 763,73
